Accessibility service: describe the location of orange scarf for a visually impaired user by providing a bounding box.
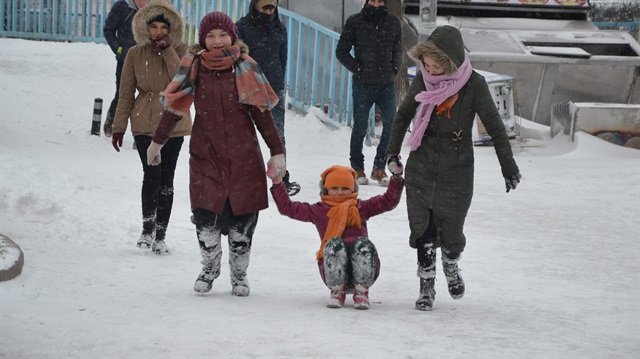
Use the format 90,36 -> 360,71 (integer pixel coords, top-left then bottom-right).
317,193 -> 361,260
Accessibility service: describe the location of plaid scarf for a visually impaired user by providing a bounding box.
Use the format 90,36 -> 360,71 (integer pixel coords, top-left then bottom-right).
161,45 -> 279,116
317,193 -> 361,260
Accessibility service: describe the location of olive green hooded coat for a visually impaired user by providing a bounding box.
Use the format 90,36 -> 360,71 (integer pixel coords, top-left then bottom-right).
386,26 -> 519,252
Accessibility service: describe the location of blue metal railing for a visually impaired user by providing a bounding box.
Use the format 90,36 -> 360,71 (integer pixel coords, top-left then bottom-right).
593,18 -> 640,41
0,0 -> 354,127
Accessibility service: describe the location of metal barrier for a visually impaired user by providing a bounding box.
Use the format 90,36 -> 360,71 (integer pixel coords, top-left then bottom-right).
0,0 -> 354,127
593,18 -> 640,42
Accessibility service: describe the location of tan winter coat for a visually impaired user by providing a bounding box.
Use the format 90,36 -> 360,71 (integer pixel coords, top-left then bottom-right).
112,0 -> 191,137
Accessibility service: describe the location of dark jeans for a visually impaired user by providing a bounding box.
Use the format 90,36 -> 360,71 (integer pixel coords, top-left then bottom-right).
134,135 -> 184,240
107,61 -> 124,120
272,88 -> 286,145
350,83 -> 397,171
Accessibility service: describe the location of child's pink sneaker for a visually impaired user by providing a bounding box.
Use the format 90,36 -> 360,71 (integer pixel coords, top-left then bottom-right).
353,284 -> 370,310
327,285 -> 346,308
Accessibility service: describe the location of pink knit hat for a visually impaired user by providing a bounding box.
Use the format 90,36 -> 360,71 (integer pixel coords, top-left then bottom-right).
198,11 -> 238,48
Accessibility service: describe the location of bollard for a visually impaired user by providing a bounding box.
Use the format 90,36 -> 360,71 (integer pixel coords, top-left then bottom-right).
91,98 -> 103,136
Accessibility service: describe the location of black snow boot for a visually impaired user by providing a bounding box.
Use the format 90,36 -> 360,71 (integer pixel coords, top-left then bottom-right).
283,170 -> 301,196
442,250 -> 465,299
415,278 -> 436,311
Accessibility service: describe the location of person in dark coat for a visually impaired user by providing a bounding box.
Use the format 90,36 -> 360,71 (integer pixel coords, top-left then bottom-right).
110,0 -> 191,255
269,165 -> 404,309
386,26 -> 523,311
236,0 -> 301,196
103,0 -> 148,137
336,0 -> 402,186
148,11 -> 286,297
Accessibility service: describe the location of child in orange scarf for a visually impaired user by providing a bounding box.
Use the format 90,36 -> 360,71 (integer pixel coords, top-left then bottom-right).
269,164 -> 404,309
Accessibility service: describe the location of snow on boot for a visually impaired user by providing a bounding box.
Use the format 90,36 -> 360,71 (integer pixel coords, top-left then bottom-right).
151,240 -> 170,256
353,284 -> 370,310
370,168 -> 389,187
231,276 -> 250,297
194,266 -> 216,293
229,224 -> 254,297
327,284 -> 346,308
137,232 -> 154,249
442,253 -> 465,299
355,170 -> 369,185
415,278 -> 436,311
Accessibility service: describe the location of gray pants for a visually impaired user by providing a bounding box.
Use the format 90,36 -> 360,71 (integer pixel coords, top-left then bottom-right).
192,203 -> 258,286
320,237 -> 379,290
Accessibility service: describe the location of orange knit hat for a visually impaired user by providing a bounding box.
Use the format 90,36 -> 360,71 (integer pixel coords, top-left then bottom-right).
321,165 -> 357,192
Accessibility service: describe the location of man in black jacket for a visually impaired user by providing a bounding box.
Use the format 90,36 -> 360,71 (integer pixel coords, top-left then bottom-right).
103,0 -> 148,137
237,0 -> 301,196
336,0 -> 402,186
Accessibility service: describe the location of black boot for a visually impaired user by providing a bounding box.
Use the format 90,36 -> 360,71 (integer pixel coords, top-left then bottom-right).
283,170 -> 301,196
442,251 -> 465,299
415,278 -> 436,311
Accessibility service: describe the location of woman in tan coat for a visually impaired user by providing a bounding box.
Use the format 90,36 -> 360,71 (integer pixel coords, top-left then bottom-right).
111,0 -> 191,255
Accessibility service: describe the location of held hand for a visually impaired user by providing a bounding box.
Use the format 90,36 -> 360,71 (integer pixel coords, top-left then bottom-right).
266,154 -> 286,179
147,141 -> 164,166
504,172 -> 522,193
112,133 -> 124,152
153,37 -> 171,51
271,175 -> 283,185
387,154 -> 404,176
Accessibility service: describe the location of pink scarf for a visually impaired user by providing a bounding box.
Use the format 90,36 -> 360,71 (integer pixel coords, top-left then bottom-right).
406,56 -> 473,151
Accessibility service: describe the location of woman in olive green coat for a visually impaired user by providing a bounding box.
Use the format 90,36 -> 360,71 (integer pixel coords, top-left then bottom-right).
386,26 -> 522,311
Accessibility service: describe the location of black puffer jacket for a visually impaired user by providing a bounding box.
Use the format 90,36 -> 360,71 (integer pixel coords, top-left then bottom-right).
103,0 -> 139,63
335,4 -> 402,88
236,0 -> 287,90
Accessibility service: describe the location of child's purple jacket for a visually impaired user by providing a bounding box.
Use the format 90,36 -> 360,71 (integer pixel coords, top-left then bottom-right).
270,176 -> 404,247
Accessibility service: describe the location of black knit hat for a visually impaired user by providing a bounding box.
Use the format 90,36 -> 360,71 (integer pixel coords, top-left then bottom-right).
147,14 -> 170,26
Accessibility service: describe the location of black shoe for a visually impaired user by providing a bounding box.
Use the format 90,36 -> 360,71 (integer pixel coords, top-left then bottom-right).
283,171 -> 301,196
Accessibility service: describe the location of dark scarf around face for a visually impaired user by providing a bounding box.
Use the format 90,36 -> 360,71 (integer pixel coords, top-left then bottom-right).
252,8 -> 276,32
362,3 -> 388,23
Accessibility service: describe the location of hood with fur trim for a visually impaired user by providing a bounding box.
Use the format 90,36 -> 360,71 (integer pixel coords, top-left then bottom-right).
132,0 -> 184,45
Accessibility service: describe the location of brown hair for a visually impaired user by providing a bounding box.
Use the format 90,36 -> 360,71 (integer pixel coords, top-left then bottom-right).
408,40 -> 458,75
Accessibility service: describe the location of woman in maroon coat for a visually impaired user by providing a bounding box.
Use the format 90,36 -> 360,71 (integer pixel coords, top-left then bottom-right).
148,12 -> 286,297
270,165 -> 404,309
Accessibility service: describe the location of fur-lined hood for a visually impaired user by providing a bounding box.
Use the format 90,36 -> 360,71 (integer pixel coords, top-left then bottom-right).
132,0 -> 184,45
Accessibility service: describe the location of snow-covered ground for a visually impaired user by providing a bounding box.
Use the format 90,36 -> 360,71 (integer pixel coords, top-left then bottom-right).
1,38 -> 639,358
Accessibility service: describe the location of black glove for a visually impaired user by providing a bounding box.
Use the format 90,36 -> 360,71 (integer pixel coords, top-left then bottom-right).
504,172 -> 522,193
387,155 -> 404,176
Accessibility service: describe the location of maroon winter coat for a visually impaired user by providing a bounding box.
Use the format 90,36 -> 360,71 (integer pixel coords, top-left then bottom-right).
270,176 -> 404,248
155,65 -> 285,216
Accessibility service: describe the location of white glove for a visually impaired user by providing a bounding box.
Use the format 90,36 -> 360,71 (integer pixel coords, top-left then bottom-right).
266,154 -> 286,179
147,141 -> 164,166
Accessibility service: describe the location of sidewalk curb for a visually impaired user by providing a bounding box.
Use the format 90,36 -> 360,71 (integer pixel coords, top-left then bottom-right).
0,234 -> 24,282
